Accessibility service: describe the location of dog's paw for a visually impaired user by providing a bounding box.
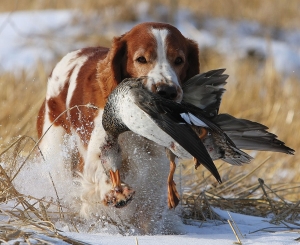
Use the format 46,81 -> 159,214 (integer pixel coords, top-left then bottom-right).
103,184 -> 135,208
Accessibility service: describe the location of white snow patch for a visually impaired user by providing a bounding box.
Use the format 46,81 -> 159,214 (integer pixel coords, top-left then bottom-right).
1,6 -> 300,78
62,208 -> 300,245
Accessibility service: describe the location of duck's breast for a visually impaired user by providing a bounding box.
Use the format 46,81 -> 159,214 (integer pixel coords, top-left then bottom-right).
118,96 -> 191,159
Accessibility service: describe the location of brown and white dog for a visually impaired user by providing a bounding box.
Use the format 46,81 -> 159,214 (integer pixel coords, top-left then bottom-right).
37,22 -> 200,217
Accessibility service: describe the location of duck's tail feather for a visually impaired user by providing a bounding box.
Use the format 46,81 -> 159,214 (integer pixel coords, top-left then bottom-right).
213,114 -> 295,155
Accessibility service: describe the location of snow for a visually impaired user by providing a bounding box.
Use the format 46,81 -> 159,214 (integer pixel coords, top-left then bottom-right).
0,10 -> 75,72
1,4 -> 300,244
63,209 -> 299,245
1,4 -> 300,78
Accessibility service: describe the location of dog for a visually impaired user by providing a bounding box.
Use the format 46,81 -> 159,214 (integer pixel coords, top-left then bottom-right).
36,22 -> 200,221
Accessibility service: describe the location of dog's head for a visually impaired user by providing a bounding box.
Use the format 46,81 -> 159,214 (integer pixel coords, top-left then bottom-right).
101,22 -> 200,102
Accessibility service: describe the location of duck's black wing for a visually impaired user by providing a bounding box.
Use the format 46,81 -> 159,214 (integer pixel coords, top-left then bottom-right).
130,87 -> 222,183
182,69 -> 228,117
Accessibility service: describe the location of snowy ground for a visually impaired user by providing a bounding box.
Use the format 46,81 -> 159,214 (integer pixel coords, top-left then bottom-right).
1,3 -> 300,245
2,207 -> 299,244
64,209 -> 300,245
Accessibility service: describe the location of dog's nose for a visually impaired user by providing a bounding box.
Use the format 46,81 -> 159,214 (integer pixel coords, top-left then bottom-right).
156,85 -> 178,100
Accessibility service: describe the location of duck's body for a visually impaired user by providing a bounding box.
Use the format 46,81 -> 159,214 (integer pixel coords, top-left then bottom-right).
103,77 -> 221,182
102,70 -> 294,209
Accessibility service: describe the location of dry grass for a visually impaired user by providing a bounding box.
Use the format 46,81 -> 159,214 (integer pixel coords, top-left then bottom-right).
1,0 -> 300,29
0,136 -> 299,243
180,0 -> 300,30
0,67 -> 46,147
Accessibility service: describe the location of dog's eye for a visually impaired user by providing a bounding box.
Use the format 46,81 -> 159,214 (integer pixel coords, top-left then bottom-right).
174,57 -> 183,65
137,56 -> 147,64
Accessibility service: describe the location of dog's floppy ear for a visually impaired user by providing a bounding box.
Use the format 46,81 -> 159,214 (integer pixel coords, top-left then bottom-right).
184,39 -> 200,82
97,35 -> 127,100
109,35 -> 127,84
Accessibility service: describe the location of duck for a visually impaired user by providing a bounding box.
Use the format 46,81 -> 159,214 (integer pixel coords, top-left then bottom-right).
102,69 -> 294,208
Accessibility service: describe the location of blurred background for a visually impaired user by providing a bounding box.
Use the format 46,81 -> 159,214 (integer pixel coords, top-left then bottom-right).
0,0 -> 299,200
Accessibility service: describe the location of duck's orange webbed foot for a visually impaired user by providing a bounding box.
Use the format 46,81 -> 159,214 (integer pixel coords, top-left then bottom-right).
103,169 -> 135,208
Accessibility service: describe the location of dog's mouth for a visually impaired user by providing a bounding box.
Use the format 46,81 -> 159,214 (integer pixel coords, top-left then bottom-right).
140,76 -> 183,102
